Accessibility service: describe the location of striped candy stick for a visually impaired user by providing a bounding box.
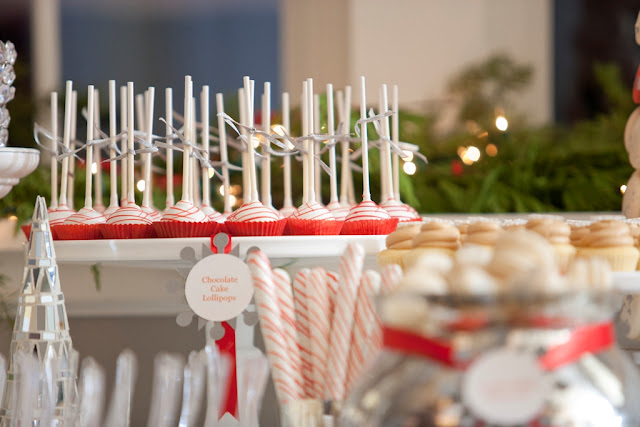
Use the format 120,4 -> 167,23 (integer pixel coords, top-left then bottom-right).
326,270 -> 339,318
306,267 -> 331,399
346,270 -> 381,391
292,269 -> 314,397
326,243 -> 365,400
247,251 -> 303,404
272,268 -> 304,392
380,264 -> 403,295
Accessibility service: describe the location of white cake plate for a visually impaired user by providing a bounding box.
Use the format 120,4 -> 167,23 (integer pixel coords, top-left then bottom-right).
0,147 -> 39,198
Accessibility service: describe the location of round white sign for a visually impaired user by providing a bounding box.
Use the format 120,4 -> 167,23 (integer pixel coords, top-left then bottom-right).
184,254 -> 253,322
462,348 -> 551,426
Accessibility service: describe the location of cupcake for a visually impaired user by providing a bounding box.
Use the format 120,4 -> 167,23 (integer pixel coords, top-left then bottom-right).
55,206 -> 106,240
501,218 -> 527,231
154,200 -> 219,238
287,201 -> 341,235
100,202 -> 155,239
402,221 -> 460,269
377,224 -> 421,269
462,219 -> 502,258
225,201 -> 287,236
526,216 -> 575,273
576,220 -> 640,271
340,200 -> 399,235
568,220 -> 591,248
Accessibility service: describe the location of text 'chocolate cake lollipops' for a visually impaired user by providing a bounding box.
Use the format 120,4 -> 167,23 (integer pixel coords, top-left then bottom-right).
287,78 -> 341,235
341,77 -> 398,235
225,76 -> 287,236
56,85 -> 106,240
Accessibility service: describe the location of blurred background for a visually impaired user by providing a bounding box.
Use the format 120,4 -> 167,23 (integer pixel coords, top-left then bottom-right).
0,0 -> 639,424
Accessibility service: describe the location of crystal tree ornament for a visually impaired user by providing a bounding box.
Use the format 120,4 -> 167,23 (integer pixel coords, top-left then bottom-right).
0,41 -> 16,147
0,196 -> 78,425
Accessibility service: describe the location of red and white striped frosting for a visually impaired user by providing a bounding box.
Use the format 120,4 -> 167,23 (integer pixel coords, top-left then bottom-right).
161,200 -> 209,223
279,205 -> 297,218
380,198 -> 420,222
103,204 -> 120,218
48,205 -> 75,226
63,207 -> 106,225
326,200 -> 350,221
201,205 -> 226,224
106,204 -> 153,225
94,203 -> 106,214
291,201 -> 335,221
345,200 -> 391,222
227,201 -> 280,222
141,205 -> 162,222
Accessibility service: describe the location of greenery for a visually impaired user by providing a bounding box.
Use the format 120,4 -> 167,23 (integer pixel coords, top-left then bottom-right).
0,54 -> 633,223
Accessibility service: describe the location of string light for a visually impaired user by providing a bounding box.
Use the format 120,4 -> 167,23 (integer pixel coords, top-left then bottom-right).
486,143 -> 498,156
621,185 -> 627,194
495,115 -> 508,132
272,124 -> 286,136
208,168 -> 214,178
229,195 -> 237,206
251,136 -> 261,148
403,161 -> 416,175
219,184 -> 225,196
91,162 -> 98,174
466,146 -> 480,162
136,180 -> 145,192
402,151 -> 413,161
8,215 -> 17,221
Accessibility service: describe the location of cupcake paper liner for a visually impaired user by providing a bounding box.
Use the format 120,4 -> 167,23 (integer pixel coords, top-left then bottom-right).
377,249 -> 407,269
577,246 -> 640,272
99,223 -> 157,240
225,218 -> 287,237
153,221 -> 224,238
286,218 -> 343,236
340,218 -> 399,236
54,224 -> 103,240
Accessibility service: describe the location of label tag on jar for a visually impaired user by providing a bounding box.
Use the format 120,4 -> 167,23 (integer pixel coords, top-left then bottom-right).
462,347 -> 551,425
185,254 -> 254,322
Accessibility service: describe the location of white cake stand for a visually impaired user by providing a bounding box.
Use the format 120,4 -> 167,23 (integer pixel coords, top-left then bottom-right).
0,146 -> 40,198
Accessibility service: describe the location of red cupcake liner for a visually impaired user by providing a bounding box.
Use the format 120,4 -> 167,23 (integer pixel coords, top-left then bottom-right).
340,218 -> 399,235
54,224 -> 103,240
153,221 -> 224,238
21,224 -> 30,239
286,218 -> 344,236
225,218 -> 287,237
99,223 -> 157,239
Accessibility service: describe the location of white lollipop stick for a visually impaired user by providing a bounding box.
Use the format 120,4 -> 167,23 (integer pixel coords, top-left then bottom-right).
182,77 -> 192,203
94,89 -> 103,209
307,78 -> 317,203
59,81 -> 73,207
216,93 -> 231,214
67,90 -> 77,210
345,86 -> 356,205
135,93 -> 145,134
191,97 -> 200,205
120,86 -> 128,204
127,83 -> 136,203
107,80 -> 118,209
313,93 -> 322,203
165,88 -> 175,207
301,81 -> 309,204
244,76 -> 259,202
327,84 -> 338,204
379,85 -> 394,201
142,87 -> 155,209
84,85 -> 95,209
261,82 -> 272,207
359,77 -> 371,202
326,242 -> 364,400
50,92 -> 58,209
282,92 -> 293,209
377,86 -> 388,201
201,86 -> 211,208
392,85 -> 401,201
239,87 -> 250,203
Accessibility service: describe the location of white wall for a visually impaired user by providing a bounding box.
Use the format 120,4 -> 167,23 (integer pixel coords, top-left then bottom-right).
282,0 -> 553,124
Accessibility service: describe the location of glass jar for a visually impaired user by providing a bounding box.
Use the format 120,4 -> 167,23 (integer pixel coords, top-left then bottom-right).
338,291 -> 640,426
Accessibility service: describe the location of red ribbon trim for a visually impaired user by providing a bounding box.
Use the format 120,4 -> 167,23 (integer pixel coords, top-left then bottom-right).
383,321 -> 614,371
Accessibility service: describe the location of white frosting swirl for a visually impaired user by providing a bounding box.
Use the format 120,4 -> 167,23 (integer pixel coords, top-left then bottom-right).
345,200 -> 391,221
227,201 -> 280,222
48,205 -> 75,226
63,207 -> 106,225
106,204 -> 153,225
326,201 -> 349,221
291,201 -> 335,221
162,200 -> 209,223
380,198 -> 420,221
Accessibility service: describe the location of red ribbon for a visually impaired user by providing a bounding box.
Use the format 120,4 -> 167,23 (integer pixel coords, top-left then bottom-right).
210,233 -> 238,419
383,321 -> 614,371
633,64 -> 640,104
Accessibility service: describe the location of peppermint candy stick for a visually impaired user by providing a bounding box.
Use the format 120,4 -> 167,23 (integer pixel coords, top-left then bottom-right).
326,270 -> 339,318
326,243 -> 365,400
248,251 -> 302,404
346,270 -> 381,391
307,267 -> 331,398
293,269 -> 314,397
272,268 -> 304,392
380,264 -> 403,294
